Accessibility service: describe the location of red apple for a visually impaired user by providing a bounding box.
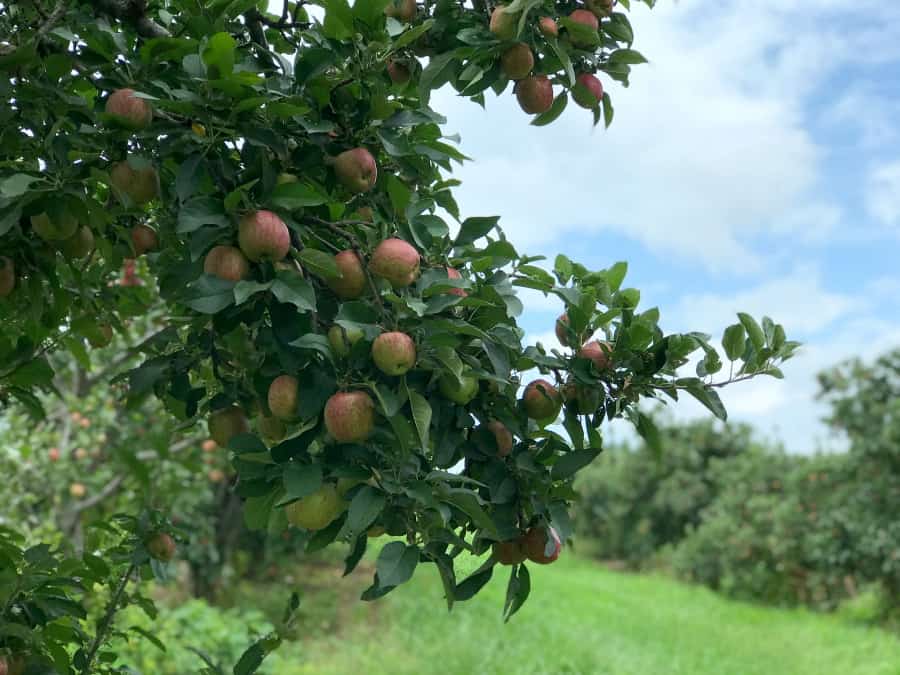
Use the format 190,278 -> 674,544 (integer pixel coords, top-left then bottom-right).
369,238 -> 419,288
202,439 -> 217,452
579,340 -> 612,371
522,379 -> 562,420
555,312 -> 571,346
486,420 -> 514,457
327,250 -> 367,299
574,72 -> 603,108
493,538 -> 527,565
48,447 -> 60,462
105,88 -> 152,129
585,0 -> 614,18
268,374 -> 300,420
501,43 -> 534,80
522,525 -> 561,564
387,60 -> 411,84
0,256 -> 15,297
238,210 -> 290,262
87,323 -> 113,348
109,159 -> 159,205
563,379 -> 602,415
568,9 -> 599,47
30,211 -> 78,241
384,0 -> 416,22
489,5 -> 517,40
324,391 -> 375,443
146,532 -> 176,561
131,224 -> 158,255
258,415 -> 287,443
333,148 -> 377,193
208,405 -> 249,447
446,267 -> 467,297
516,75 -> 554,114
538,16 -> 559,37
204,245 -> 250,282
372,331 -> 416,376
59,226 -> 95,259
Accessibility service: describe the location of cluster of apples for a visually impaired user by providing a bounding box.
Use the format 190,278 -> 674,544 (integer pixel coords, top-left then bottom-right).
490,3 -> 607,116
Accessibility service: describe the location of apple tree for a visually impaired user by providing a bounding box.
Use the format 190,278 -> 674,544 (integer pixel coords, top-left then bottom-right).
0,0 -> 798,669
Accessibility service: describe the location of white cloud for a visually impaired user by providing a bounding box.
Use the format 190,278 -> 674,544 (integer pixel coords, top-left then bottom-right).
866,161 -> 900,231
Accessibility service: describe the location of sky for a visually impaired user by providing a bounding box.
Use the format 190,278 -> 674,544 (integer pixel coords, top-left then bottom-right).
426,0 -> 900,453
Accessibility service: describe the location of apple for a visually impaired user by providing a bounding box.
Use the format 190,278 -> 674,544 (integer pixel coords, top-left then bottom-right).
516,75 -> 554,114
555,312 -> 571,346
574,72 -> 603,108
48,447 -> 60,462
493,538 -> 527,565
486,420 -> 514,457
30,211 -> 78,241
3,655 -> 24,675
384,0 -> 416,22
446,267 -> 467,297
326,250 -> 367,299
355,206 -> 374,222
500,43 -> 534,80
285,483 -> 346,530
105,88 -> 152,129
208,468 -> 226,483
258,415 -> 287,443
369,237 -> 420,288
146,532 -> 176,561
372,331 -> 416,376
79,417 -> 90,428
324,391 -> 375,443
489,5 -> 517,40
538,16 -> 558,37
328,324 -> 364,358
579,340 -> 612,371
387,60 -> 411,84
238,210 -> 290,262
563,380 -> 601,415
0,256 -> 14,297
202,439 -> 217,452
109,160 -> 159,205
439,372 -> 479,405
522,379 -> 562,420
568,9 -> 599,47
131,224 -> 158,255
87,323 -> 113,348
276,172 -> 299,185
333,147 -> 377,193
203,245 -> 250,282
268,374 -> 300,420
585,0 -> 614,18
208,405 -> 249,447
59,226 -> 95,259
120,258 -> 142,286
367,525 -> 386,538
336,477 -> 364,497
522,525 -> 561,564
69,482 -> 86,498
74,448 -> 88,460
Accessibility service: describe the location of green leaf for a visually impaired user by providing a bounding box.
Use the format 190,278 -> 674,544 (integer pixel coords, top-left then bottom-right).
185,275 -> 236,314
392,20 -> 435,50
722,324 -> 746,361
607,261 -> 627,292
376,542 -> 419,588
546,39 -> 575,85
270,182 -> 328,209
271,271 -> 316,312
454,216 -> 500,246
342,486 -> 386,537
234,280 -> 272,305
551,448 -> 601,480
503,564 -> 530,622
602,92 -> 614,128
443,489 -> 498,537
738,313 -> 766,351
322,0 -> 354,40
608,48 -> 648,65
454,565 -> 494,601
297,249 -> 340,279
0,173 -> 41,198
531,92 -> 568,127
282,463 -> 322,502
681,379 -> 728,421
201,32 -> 236,78
406,384 -> 432,450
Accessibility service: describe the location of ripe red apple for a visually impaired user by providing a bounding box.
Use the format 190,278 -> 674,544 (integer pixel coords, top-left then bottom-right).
59,226 -> 95,259
446,267 -> 467,297
333,148 -> 377,193
387,60 -> 411,84
501,43 -> 534,80
522,525 -> 561,564
493,538 -> 527,565
522,379 -> 562,420
109,160 -> 159,205
69,482 -> 86,498
268,374 -> 300,420
105,88 -> 152,129
285,483 -> 346,530
328,324 -> 364,357
579,340 -> 612,370
146,532 -> 176,561
202,439 -> 217,452
259,415 -> 287,443
324,391 -> 375,443
585,0 -> 614,18
563,380 -> 601,414
516,75 -> 554,114
0,256 -> 15,297
384,0 -> 416,22
48,447 -> 60,462
208,405 -> 249,447
489,5 -> 517,40
369,238 -> 420,288
372,331 -> 416,376
30,211 -> 78,241
238,210 -> 290,262
568,9 -> 599,47
439,372 -> 479,405
555,312 -> 572,346
203,245 -> 250,282
327,250 -> 367,299
131,224 -> 158,255
486,420 -> 514,457
574,72 -> 603,108
87,323 -> 113,348
538,16 -> 559,37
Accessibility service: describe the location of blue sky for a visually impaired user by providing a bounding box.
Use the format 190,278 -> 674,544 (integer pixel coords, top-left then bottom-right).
429,0 -> 900,452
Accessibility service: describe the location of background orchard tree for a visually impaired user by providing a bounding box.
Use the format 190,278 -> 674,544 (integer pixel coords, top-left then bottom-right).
1,0 -> 798,671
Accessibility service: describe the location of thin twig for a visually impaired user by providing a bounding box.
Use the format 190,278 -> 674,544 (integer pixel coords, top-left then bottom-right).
81,560 -> 137,675
33,0 -> 67,41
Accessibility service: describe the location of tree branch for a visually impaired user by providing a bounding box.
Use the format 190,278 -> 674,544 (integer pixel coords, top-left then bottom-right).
81,560 -> 137,675
93,0 -> 171,38
33,0 -> 68,41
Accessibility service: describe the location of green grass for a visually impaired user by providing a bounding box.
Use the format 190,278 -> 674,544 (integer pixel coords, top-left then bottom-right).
275,554 -> 900,675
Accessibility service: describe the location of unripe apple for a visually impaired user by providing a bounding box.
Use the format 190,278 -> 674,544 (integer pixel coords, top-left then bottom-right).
501,43 -> 534,80
69,482 -> 86,498
324,391 -> 375,443
328,324 -> 364,357
30,211 -> 78,241
446,267 -> 467,297
276,172 -> 299,185
336,477 -> 364,497
238,210 -> 290,262
87,323 -> 113,348
74,448 -> 88,460
387,60 -> 411,84
208,405 -> 249,447
585,0 -> 614,18
131,224 -> 158,255
568,9 -> 599,47
203,245 -> 250,282
555,312 -> 571,346
59,226 -> 95,259
493,538 -> 527,565
202,439 -> 217,452
372,331 -> 416,376
489,5 -> 517,40
110,160 -> 159,205
369,238 -> 420,288
258,415 -> 286,443
367,525 -> 386,537
327,250 -> 367,299
333,148 -> 377,193
574,72 -> 603,108
538,16 -> 558,38
486,420 -> 514,457
579,340 -> 612,370
516,75 -> 554,114
355,206 -> 374,222
105,88 -> 152,129
522,379 -> 562,420
48,447 -> 60,462
146,532 -> 176,561
439,372 -> 479,405
0,256 -> 15,297
268,374 -> 300,420
384,0 -> 416,22
522,525 -> 561,564
563,379 -> 601,415
285,483 -> 346,530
